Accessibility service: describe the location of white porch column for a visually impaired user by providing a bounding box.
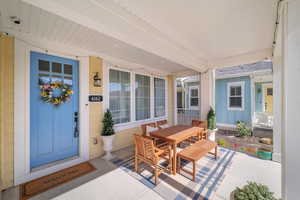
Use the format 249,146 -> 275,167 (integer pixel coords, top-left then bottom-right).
200,69 -> 215,120
281,1 -> 300,199
272,56 -> 282,163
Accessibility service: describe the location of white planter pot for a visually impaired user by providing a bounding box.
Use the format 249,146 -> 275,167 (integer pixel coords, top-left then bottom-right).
208,129 -> 218,141
102,135 -> 115,160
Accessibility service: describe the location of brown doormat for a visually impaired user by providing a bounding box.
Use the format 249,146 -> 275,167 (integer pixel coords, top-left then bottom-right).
20,162 -> 96,200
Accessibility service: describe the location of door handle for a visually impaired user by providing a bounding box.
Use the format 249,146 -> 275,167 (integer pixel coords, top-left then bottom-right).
74,112 -> 79,138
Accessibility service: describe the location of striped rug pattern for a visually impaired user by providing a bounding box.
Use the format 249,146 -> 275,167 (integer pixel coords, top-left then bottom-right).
112,147 -> 236,200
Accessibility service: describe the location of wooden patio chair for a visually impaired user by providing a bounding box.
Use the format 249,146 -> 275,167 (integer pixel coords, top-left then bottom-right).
134,135 -> 172,185
141,122 -> 157,136
189,120 -> 208,143
141,123 -> 168,147
156,120 -> 169,129
191,120 -> 208,129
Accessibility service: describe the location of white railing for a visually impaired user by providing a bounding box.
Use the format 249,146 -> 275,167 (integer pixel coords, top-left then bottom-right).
253,112 -> 273,129
177,108 -> 200,125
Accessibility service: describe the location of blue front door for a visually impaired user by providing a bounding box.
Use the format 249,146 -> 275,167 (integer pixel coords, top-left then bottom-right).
30,51 -> 79,168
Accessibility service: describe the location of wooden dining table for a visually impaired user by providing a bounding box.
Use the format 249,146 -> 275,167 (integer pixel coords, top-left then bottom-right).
150,125 -> 204,175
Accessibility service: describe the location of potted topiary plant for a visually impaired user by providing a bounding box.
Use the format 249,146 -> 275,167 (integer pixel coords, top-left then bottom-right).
207,107 -> 217,141
101,110 -> 115,160
231,182 -> 280,200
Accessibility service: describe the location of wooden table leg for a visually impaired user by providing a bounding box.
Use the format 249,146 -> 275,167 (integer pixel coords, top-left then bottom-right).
192,161 -> 196,181
172,143 -> 177,175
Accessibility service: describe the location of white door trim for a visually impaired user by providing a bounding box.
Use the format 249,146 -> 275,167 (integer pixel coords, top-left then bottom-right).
14,39 -> 90,185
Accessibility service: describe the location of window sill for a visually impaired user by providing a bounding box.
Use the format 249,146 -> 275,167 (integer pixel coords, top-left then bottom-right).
113,116 -> 167,132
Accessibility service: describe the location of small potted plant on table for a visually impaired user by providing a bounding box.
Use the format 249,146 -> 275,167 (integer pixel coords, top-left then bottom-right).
207,107 -> 217,141
101,110 -> 115,160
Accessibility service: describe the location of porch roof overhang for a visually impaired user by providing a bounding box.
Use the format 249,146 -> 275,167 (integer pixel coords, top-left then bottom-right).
1,0 -> 277,75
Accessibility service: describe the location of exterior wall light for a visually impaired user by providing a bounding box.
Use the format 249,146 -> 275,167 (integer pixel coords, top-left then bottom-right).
93,72 -> 101,87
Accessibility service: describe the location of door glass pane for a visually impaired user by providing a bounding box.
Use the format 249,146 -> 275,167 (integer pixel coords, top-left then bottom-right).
64,76 -> 73,86
38,73 -> 50,84
52,62 -> 62,73
191,98 -> 198,106
191,89 -> 198,97
51,75 -> 62,83
267,88 -> 273,96
64,64 -> 72,75
38,60 -> 50,72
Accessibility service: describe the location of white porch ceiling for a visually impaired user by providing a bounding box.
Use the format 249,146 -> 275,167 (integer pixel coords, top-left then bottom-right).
0,0 -> 278,73
0,0 -> 192,75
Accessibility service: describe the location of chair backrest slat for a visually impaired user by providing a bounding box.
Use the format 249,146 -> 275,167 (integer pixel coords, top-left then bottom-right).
156,120 -> 167,127
191,120 -> 208,129
134,135 -> 157,164
141,122 -> 156,136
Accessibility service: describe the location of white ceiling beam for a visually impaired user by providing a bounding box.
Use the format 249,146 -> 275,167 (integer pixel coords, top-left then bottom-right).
207,48 -> 272,70
9,29 -> 172,76
21,0 -> 206,72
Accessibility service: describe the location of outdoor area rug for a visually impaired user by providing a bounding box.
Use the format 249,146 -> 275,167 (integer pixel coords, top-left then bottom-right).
111,147 -> 236,200
20,162 -> 96,200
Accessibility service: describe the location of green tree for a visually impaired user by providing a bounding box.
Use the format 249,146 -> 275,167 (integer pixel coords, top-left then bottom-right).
207,107 -> 216,130
101,110 -> 115,136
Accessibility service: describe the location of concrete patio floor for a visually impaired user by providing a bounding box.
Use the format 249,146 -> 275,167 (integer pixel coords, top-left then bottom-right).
2,146 -> 281,200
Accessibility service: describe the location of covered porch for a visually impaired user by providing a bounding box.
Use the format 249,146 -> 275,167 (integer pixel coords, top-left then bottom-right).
0,0 -> 299,199
2,146 -> 281,200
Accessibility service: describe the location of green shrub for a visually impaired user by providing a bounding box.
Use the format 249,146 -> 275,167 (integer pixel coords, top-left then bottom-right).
101,110 -> 115,136
217,139 -> 226,146
207,107 -> 216,130
236,121 -> 251,137
233,182 -> 280,200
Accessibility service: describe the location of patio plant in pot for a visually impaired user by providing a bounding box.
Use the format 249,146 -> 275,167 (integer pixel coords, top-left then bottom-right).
101,110 -> 115,160
231,182 -> 280,200
207,107 -> 217,141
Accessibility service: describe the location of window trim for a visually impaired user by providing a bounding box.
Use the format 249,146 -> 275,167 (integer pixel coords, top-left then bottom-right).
227,81 -> 245,111
103,62 -> 168,131
189,86 -> 199,110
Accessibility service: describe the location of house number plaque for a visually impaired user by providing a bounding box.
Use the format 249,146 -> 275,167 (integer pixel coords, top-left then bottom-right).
88,95 -> 103,102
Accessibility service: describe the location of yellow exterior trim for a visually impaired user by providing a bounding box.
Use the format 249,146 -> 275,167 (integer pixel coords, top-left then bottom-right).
0,33 -> 14,189
167,75 -> 175,125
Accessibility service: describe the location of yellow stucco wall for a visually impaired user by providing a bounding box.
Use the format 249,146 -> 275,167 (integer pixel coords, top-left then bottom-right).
113,127 -> 142,151
88,56 -> 104,159
0,34 -> 14,190
167,75 -> 175,125
88,57 -> 144,158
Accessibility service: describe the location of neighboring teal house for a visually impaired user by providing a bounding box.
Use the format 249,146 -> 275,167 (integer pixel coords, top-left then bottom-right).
215,61 -> 273,128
